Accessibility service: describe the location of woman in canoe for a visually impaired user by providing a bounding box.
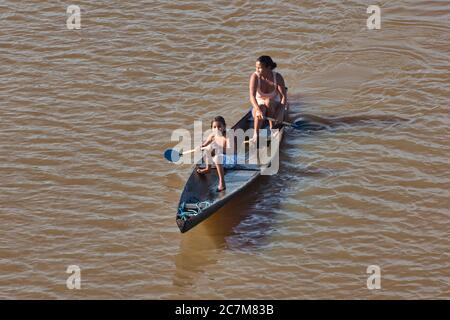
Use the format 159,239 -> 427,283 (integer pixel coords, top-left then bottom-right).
196,116 -> 230,192
249,55 -> 288,142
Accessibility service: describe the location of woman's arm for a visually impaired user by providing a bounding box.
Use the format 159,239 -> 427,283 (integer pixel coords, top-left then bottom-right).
276,73 -> 288,108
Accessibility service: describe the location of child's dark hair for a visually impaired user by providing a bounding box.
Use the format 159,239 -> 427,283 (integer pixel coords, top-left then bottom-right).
211,116 -> 226,134
257,55 -> 277,70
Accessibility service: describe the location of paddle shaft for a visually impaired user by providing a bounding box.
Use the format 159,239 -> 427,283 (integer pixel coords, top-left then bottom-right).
265,117 -> 295,127
180,146 -> 207,156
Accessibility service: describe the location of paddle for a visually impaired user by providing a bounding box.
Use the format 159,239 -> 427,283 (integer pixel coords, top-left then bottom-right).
164,146 -> 206,163
265,116 -> 303,129
242,116 -> 325,145
265,116 -> 325,131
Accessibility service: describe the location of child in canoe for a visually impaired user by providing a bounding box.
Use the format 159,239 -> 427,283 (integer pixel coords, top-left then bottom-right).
196,116 -> 230,192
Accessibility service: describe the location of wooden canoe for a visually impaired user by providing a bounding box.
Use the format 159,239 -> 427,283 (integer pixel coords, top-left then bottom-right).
176,108 -> 288,233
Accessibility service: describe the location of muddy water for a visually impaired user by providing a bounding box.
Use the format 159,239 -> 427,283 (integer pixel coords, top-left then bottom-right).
0,1 -> 449,299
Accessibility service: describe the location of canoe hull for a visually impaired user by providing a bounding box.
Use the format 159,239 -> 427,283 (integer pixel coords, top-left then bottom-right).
176,108 -> 287,233
177,170 -> 260,233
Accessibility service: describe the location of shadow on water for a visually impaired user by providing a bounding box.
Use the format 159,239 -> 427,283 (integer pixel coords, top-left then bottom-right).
172,99 -> 408,287
172,139 -> 327,287
172,183 -> 266,287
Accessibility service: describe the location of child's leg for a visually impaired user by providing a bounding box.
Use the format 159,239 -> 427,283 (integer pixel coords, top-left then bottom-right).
215,163 -> 226,191
196,146 -> 213,174
196,165 -> 210,174
213,153 -> 226,191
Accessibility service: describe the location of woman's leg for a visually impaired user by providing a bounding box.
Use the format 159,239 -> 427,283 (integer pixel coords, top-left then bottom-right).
266,100 -> 285,128
264,99 -> 278,129
251,105 -> 267,142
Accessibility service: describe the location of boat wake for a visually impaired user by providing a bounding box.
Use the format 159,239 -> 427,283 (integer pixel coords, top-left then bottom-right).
288,112 -> 408,132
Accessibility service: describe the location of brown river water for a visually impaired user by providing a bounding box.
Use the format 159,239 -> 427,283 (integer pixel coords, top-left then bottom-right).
0,1 -> 449,299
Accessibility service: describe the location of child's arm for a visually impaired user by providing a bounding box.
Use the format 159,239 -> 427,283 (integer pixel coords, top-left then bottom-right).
201,133 -> 214,148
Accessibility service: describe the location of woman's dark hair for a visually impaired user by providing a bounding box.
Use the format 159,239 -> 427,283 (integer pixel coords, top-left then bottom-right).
257,55 -> 277,70
211,116 -> 226,133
